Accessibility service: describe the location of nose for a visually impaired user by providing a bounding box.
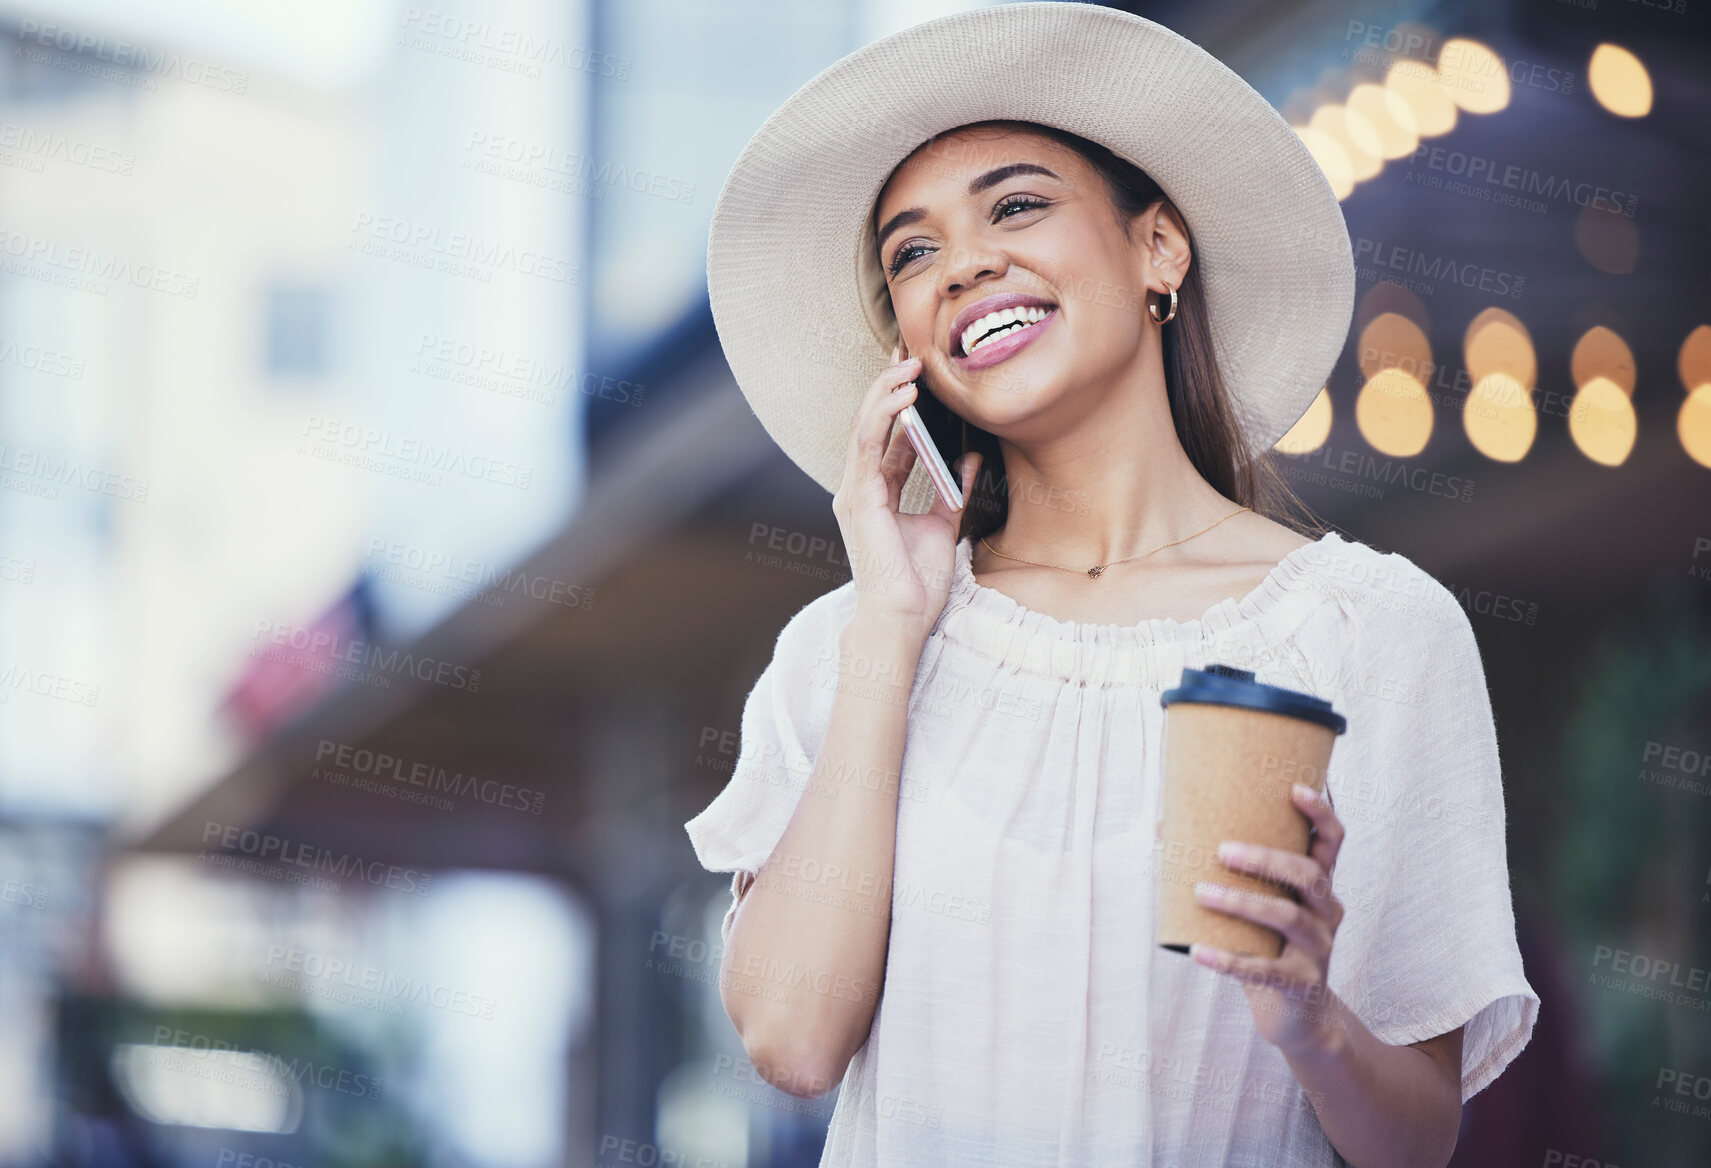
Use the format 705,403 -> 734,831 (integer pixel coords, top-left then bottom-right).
938,237 -> 1007,296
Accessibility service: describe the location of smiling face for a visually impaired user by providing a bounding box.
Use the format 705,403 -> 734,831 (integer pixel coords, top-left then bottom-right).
873,122 -> 1187,436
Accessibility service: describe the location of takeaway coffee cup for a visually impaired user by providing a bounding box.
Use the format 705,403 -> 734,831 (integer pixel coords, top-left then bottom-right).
1155,664 -> 1347,959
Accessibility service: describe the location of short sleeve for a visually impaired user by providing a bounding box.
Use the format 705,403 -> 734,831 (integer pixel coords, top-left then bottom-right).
684,583 -> 858,944
1318,567 -> 1540,1103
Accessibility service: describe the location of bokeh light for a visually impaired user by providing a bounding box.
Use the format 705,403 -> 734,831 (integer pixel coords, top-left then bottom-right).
1358,311 -> 1434,381
1465,372 -> 1538,462
1466,308 -> 1538,393
1275,386 -> 1334,455
1679,385 -> 1711,469
1437,38 -> 1510,115
1384,60 -> 1458,137
1574,204 -> 1641,275
1346,82 -> 1420,159
1357,368 -> 1433,457
1677,324 -> 1711,393
1589,43 -> 1653,118
1571,326 -> 1636,397
1308,103 -> 1383,184
1569,377 -> 1639,466
1292,124 -> 1356,200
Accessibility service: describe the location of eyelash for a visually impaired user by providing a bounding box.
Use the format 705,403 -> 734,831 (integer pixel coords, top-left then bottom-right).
886,194 -> 1050,276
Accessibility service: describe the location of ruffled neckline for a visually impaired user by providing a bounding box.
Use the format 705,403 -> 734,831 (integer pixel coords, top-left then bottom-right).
931,530 -> 1345,687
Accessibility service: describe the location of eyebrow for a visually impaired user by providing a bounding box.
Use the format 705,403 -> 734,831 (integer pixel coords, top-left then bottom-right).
875,162 -> 1062,254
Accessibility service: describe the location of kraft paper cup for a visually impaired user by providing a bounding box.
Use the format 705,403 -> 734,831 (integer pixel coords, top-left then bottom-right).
1156,664 -> 1347,959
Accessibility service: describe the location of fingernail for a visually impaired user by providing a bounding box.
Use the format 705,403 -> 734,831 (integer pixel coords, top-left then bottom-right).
1217,842 -> 1245,865
1195,881 -> 1223,900
1293,784 -> 1318,802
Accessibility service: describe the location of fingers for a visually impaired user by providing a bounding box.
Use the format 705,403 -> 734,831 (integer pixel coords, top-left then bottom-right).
1187,942 -> 1331,1002
846,357 -> 921,477
1214,842 -> 1334,908
1292,784 -> 1345,875
1193,881 -> 1334,962
880,411 -> 918,512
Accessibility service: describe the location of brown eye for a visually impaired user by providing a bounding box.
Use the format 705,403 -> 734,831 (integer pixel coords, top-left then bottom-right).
888,242 -> 930,276
994,194 -> 1049,220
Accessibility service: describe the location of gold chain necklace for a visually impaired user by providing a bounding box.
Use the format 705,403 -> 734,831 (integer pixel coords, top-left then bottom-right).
980,506 -> 1252,580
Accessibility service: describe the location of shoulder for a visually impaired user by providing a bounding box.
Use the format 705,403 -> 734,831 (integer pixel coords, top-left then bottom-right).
1304,531 -> 1465,635
1291,535 -> 1492,718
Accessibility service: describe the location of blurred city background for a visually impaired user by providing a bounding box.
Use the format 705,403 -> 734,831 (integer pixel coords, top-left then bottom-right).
0,0 -> 1706,1163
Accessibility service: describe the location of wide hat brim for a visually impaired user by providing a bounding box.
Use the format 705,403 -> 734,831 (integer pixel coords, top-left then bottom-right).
708,1 -> 1355,515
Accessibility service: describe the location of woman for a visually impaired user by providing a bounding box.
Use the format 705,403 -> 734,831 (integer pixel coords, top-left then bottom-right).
686,6 -> 1537,1164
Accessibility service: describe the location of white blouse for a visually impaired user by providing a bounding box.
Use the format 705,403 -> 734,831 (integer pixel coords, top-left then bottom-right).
685,530 -> 1539,1165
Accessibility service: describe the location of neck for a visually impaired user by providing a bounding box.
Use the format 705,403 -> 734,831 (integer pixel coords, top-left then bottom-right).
986,355 -> 1239,567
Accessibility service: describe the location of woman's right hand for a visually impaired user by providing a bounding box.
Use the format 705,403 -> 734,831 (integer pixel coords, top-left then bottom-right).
831,342 -> 982,646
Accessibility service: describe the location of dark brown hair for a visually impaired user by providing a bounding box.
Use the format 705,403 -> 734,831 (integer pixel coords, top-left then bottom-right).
877,120 -> 1326,544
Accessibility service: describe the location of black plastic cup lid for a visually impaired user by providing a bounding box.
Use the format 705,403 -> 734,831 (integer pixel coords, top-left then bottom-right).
1159,664 -> 1346,734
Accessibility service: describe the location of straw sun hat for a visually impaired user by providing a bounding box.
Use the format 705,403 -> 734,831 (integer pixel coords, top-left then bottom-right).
707,1 -> 1355,515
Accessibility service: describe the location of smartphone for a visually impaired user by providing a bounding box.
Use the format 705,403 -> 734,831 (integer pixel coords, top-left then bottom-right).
898,401 -> 964,512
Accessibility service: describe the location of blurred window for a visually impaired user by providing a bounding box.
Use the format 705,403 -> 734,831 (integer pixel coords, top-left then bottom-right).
263,282 -> 333,379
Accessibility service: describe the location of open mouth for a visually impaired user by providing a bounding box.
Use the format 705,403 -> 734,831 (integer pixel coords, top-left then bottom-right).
954,304 -> 1059,359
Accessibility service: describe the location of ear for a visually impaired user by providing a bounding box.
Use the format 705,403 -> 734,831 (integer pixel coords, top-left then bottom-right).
1136,199 -> 1192,295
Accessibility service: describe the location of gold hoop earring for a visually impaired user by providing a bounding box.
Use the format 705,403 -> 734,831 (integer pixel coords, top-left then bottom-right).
1148,281 -> 1178,324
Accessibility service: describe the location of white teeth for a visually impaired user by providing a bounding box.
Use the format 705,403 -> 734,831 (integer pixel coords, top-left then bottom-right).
960,304 -> 1052,357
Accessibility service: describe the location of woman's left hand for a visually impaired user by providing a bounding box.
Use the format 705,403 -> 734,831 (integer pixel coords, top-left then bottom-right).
1190,782 -> 1346,1056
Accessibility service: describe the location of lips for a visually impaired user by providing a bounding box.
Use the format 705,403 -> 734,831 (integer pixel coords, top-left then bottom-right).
949,292 -> 1059,358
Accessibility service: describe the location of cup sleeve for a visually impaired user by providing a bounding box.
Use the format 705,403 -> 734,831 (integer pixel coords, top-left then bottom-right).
683,587 -> 852,943
1324,584 -> 1540,1103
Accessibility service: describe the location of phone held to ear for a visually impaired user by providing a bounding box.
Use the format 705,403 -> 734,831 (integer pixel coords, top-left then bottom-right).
898,402 -> 964,512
